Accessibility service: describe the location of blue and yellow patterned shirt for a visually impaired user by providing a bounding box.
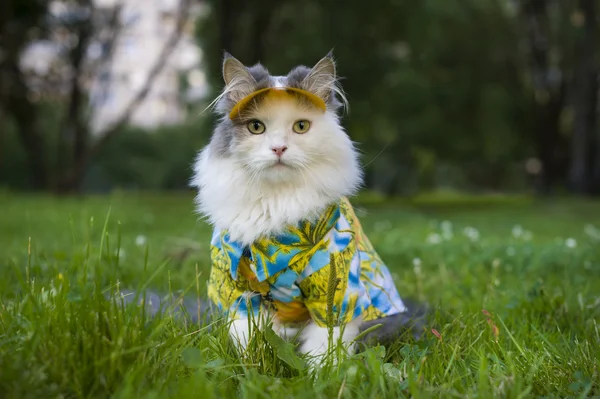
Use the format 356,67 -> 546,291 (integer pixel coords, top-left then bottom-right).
207,197 -> 406,327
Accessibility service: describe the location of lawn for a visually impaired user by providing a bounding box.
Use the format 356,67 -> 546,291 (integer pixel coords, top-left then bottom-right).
0,192 -> 599,398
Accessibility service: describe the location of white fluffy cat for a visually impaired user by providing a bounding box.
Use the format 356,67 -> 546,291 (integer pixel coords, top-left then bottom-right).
191,52 -> 385,366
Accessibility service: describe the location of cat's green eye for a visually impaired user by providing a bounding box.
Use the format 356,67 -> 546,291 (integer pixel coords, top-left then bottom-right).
247,120 -> 266,134
293,120 -> 311,134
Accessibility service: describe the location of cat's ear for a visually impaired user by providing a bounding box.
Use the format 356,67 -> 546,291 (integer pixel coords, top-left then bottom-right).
222,52 -> 257,104
302,52 -> 337,102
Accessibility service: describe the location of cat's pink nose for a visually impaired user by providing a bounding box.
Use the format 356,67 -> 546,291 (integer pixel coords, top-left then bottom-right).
271,146 -> 288,157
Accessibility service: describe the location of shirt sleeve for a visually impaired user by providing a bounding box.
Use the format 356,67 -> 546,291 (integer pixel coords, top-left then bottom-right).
207,246 -> 259,320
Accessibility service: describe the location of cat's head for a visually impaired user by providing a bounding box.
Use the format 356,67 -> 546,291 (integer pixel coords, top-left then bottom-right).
206,52 -> 361,191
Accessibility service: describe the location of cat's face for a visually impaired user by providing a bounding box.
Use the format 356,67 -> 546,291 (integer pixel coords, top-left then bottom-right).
208,53 -> 357,186
193,53 -> 362,240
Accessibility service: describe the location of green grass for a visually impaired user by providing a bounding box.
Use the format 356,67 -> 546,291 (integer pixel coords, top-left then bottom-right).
1,192 -> 599,398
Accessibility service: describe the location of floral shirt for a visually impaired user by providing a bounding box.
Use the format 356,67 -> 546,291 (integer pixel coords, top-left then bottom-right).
207,197 -> 406,327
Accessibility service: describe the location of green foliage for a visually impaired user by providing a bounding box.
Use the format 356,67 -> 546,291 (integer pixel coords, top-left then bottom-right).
1,194 -> 599,397
0,101 -> 65,190
0,118 -> 31,190
84,118 -> 211,192
1,98 -> 213,192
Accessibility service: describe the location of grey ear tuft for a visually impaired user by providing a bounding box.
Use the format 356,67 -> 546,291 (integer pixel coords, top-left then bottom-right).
222,54 -> 257,104
302,53 -> 337,103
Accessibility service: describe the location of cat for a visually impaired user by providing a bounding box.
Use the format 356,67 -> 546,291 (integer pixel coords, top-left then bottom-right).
189,52 -> 424,367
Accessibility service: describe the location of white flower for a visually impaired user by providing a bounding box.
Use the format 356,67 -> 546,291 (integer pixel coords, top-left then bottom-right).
512,225 -> 524,239
117,248 -> 126,259
565,238 -> 577,249
492,258 -> 501,269
584,224 -> 600,240
135,235 -> 147,246
441,221 -> 454,240
441,221 -> 452,232
413,258 -> 422,275
463,227 -> 480,242
426,233 -> 442,244
506,247 -> 516,257
39,285 -> 58,303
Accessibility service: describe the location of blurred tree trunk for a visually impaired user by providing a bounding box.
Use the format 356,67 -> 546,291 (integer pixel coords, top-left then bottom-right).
216,0 -> 272,65
56,1 -> 94,193
568,0 -> 599,194
592,130 -> 600,195
521,0 -> 569,194
0,0 -> 49,189
4,73 -> 49,189
249,0 -> 274,64
218,0 -> 234,55
533,81 -> 567,194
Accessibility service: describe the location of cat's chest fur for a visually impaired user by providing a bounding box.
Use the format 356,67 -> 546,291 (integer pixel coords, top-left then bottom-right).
192,148 -> 336,245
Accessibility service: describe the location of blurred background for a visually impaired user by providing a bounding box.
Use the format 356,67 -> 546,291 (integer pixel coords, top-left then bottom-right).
1,0 -> 599,197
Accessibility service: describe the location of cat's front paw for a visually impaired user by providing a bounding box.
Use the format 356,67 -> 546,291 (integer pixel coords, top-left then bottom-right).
229,318 -> 251,351
299,319 -> 361,370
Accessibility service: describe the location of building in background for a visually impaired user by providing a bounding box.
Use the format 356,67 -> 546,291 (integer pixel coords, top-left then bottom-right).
19,0 -> 208,134
89,0 -> 207,132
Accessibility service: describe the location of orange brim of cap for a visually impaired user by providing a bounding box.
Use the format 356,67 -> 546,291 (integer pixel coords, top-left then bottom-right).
228,87 -> 326,119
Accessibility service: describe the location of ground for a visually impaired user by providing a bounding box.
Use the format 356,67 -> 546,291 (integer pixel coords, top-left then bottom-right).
0,192 -> 599,398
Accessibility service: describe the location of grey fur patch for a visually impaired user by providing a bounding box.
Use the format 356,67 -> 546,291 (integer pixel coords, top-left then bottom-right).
247,64 -> 271,87
208,118 -> 238,156
217,61 -> 272,114
286,66 -> 312,87
286,65 -> 342,111
357,298 -> 430,345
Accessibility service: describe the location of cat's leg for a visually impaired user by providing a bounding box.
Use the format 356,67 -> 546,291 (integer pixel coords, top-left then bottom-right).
298,317 -> 362,367
226,294 -> 267,351
231,312 -> 301,349
272,318 -> 302,341
228,317 -> 253,350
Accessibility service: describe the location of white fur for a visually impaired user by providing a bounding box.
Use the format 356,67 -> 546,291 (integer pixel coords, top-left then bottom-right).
299,318 -> 362,367
191,98 -> 362,244
272,76 -> 286,88
230,313 -> 361,368
229,318 -> 251,349
272,318 -> 302,341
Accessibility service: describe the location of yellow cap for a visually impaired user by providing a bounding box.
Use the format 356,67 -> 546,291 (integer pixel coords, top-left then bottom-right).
229,87 -> 326,120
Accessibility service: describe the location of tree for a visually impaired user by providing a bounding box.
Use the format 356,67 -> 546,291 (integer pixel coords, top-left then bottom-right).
568,0 -> 599,194
518,0 -> 571,193
0,0 -> 49,188
0,0 -> 195,192
518,0 -> 600,195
